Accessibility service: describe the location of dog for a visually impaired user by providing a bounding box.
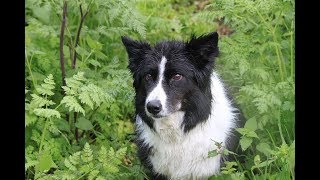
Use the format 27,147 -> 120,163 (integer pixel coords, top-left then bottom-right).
121,32 -> 243,180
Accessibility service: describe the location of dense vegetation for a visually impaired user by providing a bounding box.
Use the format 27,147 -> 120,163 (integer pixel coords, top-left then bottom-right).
25,0 -> 295,179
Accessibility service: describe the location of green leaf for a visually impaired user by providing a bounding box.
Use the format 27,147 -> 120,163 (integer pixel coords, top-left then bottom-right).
75,46 -> 89,57
37,150 -> 57,172
244,117 -> 257,131
235,128 -> 248,135
79,91 -> 94,109
86,36 -> 102,50
256,142 -> 272,156
81,143 -> 93,163
64,158 -> 77,171
88,169 -> 100,180
240,137 -> 252,151
55,118 -> 70,132
247,131 -> 259,138
32,5 -> 51,24
25,112 -> 38,127
208,150 -> 218,157
33,108 -> 61,119
88,59 -> 101,67
254,155 -> 261,165
75,117 -> 93,131
61,96 -> 85,115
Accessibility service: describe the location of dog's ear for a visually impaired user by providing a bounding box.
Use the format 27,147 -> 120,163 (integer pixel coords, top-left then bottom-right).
186,32 -> 219,69
121,36 -> 151,73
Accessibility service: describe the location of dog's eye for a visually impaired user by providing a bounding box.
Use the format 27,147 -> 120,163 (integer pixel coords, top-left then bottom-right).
145,74 -> 153,81
172,74 -> 183,81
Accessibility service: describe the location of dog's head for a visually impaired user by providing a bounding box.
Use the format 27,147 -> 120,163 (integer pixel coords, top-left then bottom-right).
121,32 -> 219,131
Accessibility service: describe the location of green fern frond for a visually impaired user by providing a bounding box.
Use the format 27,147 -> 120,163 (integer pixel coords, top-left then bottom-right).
65,78 -> 84,92
81,143 -> 93,163
30,94 -> 55,108
31,129 -> 41,145
48,120 -> 59,135
26,112 -> 38,127
33,108 -> 61,119
35,74 -> 55,96
69,152 -> 81,166
73,71 -> 86,81
64,158 -> 77,171
61,96 -> 85,115
78,91 -> 94,109
88,169 -> 99,180
115,147 -> 127,161
61,173 -> 76,180
62,86 -> 77,96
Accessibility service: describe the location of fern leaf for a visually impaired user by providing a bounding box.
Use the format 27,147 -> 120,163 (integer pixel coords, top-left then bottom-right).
98,146 -> 107,163
65,78 -> 84,92
33,108 -> 61,119
115,147 -> 127,162
78,91 -> 94,109
73,71 -> 86,81
25,160 -> 38,172
61,96 -> 85,115
31,129 -> 41,145
81,143 -> 93,163
36,74 -> 55,96
26,112 -> 38,127
62,86 -> 77,96
43,74 -> 55,85
86,84 -> 103,106
107,2 -> 121,22
64,158 -> 77,171
61,173 -> 76,180
88,169 -> 99,180
36,84 -> 55,96
103,162 -> 119,173
96,176 -> 106,180
30,94 -> 55,108
48,120 -> 59,135
69,152 -> 81,166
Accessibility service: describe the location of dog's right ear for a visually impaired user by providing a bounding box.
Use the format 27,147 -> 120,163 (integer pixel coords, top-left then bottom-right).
121,36 -> 151,73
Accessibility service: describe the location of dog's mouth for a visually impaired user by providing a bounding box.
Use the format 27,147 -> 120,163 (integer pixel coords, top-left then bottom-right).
151,114 -> 166,119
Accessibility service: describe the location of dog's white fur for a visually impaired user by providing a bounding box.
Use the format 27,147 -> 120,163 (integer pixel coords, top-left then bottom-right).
136,71 -> 237,180
145,57 -> 168,117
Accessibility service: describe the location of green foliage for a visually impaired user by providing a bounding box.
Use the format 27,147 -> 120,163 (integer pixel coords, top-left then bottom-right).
26,0 -> 294,179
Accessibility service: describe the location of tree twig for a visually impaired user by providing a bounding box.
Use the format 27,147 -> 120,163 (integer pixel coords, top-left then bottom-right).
60,0 -> 67,86
72,4 -> 89,69
59,1 -> 70,124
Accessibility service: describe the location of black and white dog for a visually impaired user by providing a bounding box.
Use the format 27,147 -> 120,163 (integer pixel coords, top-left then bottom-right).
122,32 -> 243,179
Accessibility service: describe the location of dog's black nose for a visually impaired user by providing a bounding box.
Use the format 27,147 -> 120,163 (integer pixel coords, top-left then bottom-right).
147,100 -> 162,115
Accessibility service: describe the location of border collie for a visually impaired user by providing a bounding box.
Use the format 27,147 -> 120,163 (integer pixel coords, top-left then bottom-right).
121,32 -> 243,180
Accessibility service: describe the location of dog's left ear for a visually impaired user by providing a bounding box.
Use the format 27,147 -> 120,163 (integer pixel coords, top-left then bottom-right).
121,36 -> 151,73
186,32 -> 219,69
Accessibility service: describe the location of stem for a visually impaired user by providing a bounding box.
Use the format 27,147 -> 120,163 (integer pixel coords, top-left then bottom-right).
60,1 -> 70,125
277,109 -> 286,145
290,21 -> 294,78
25,50 -> 36,88
274,43 -> 285,82
38,118 -> 50,154
84,50 -> 93,64
60,0 -> 67,87
72,5 -> 89,69
74,112 -> 79,143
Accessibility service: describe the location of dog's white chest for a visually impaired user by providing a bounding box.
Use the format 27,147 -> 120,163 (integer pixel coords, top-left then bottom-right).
136,114 -> 225,179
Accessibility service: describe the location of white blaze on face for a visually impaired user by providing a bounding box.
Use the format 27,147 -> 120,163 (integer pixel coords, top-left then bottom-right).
146,56 -> 168,117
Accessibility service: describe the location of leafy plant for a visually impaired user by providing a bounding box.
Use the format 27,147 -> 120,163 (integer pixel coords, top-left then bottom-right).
25,0 -> 294,179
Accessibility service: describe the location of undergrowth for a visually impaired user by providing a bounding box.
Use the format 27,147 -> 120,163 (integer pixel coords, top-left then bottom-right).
25,0 -> 295,179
